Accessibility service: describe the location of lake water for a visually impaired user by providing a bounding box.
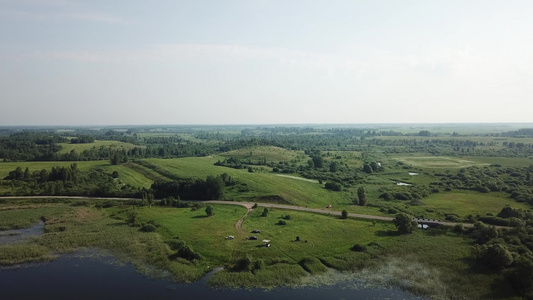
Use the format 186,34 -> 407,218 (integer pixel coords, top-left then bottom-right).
0,250 -> 422,300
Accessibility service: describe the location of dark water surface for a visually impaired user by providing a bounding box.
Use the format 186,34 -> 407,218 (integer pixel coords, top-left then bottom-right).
0,250 -> 421,300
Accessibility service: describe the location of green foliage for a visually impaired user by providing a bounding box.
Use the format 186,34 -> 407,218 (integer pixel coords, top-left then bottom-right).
357,186 -> 367,206
205,205 -> 214,216
261,207 -> 269,217
351,244 -> 367,252
472,243 -> 513,270
139,223 -> 157,232
341,210 -> 348,219
324,182 -> 342,191
277,220 -> 287,225
234,255 -> 253,272
393,213 -> 417,234
299,257 -> 327,274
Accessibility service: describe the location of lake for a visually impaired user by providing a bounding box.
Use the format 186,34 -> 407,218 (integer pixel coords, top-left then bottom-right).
0,249 -> 423,300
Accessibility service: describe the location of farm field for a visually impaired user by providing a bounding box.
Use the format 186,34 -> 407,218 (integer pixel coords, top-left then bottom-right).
390,156 -> 488,169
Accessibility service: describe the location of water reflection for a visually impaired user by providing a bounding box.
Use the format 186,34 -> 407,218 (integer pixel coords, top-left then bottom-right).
0,221 -> 44,246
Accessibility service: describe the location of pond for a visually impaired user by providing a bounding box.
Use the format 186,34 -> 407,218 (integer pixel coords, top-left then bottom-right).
0,249 -> 423,300
0,221 -> 44,246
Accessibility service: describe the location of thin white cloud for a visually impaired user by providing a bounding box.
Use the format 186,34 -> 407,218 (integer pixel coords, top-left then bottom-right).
0,0 -> 126,24
35,44 -> 365,73
1,8 -> 125,23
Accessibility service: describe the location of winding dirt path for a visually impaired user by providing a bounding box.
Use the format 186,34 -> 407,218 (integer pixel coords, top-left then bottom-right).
234,203 -> 254,236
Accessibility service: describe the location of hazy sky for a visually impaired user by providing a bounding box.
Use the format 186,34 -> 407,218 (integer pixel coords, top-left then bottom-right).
1,0 -> 532,125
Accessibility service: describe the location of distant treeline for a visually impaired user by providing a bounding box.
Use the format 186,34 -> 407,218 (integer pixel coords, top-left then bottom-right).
3,128 -> 533,162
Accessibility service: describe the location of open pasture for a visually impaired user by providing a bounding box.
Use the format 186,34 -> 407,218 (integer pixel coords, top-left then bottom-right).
144,157 -> 355,209
406,191 -> 531,219
391,156 -> 487,169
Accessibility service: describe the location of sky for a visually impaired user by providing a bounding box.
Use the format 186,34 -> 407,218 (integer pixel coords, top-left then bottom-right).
1,0 -> 532,126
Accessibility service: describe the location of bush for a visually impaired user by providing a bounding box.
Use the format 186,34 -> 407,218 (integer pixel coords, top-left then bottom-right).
282,215 -> 291,220
139,224 -> 157,232
325,182 -> 342,191
205,205 -> 214,216
393,213 -> 417,234
351,244 -> 367,252
234,255 -> 253,272
261,208 -> 269,217
341,210 -> 348,219
277,220 -> 287,225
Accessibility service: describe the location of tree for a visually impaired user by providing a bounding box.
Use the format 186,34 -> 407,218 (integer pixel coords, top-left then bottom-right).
474,243 -> 513,270
147,193 -> 154,207
341,210 -> 348,219
362,164 -> 373,174
325,182 -> 342,191
111,171 -> 119,178
357,187 -> 367,206
261,207 -> 269,217
418,130 -> 430,136
205,205 -> 214,216
329,161 -> 339,172
312,156 -> 324,168
393,213 -> 417,234
352,197 -> 359,205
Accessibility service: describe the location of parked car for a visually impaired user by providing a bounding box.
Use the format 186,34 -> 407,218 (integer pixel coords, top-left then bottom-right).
249,236 -> 258,240
251,229 -> 261,233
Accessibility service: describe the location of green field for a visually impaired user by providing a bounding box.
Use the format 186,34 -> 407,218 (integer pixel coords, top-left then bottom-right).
219,146 -> 306,163
391,156 -> 488,169
57,140 -> 141,154
144,157 -> 373,211
390,191 -> 530,220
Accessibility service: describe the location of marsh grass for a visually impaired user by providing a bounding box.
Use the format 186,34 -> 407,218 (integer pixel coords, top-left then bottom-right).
0,243 -> 54,265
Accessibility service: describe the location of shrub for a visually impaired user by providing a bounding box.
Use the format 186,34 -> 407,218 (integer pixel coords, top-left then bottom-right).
325,182 -> 342,191
341,210 -> 348,219
234,255 -> 253,272
139,224 -> 157,232
277,220 -> 287,225
261,208 -> 269,217
351,244 -> 367,252
205,205 -> 214,216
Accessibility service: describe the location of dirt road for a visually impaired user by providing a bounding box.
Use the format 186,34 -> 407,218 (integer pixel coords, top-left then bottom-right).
0,196 -> 488,229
